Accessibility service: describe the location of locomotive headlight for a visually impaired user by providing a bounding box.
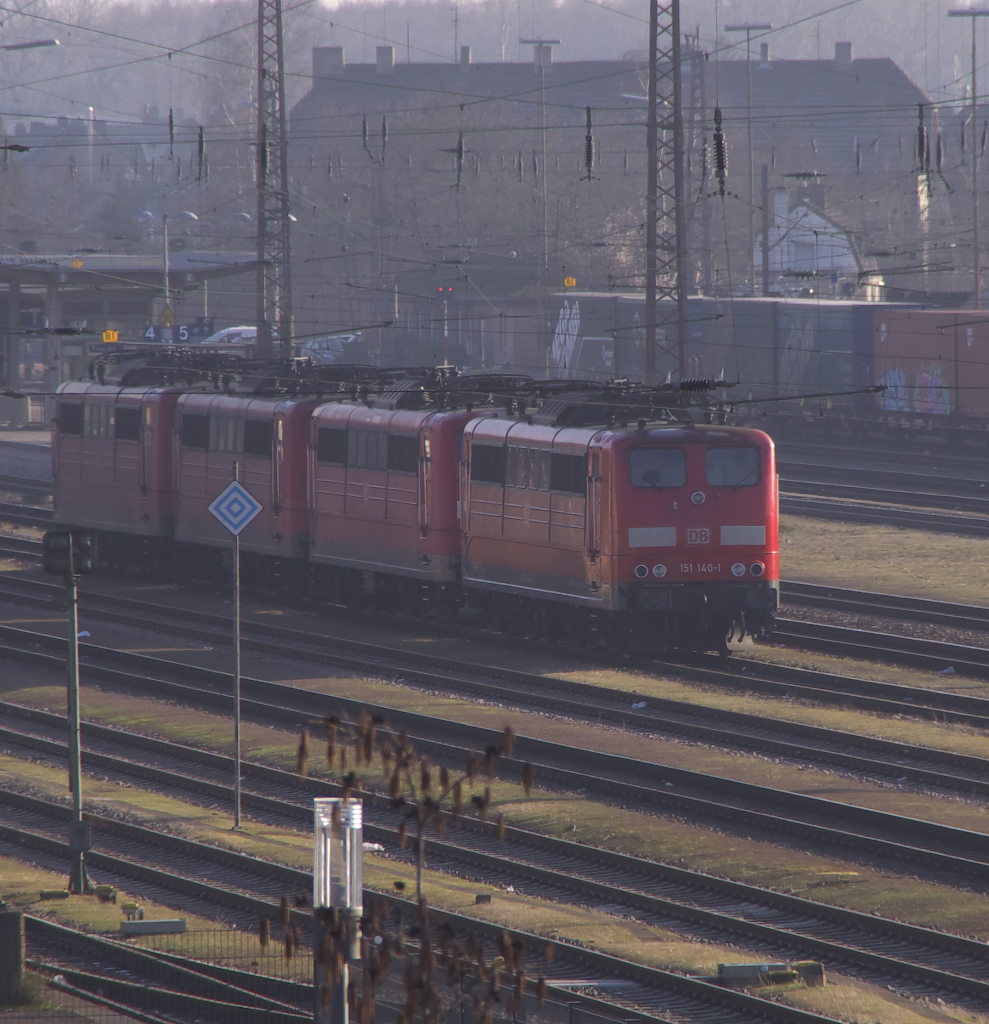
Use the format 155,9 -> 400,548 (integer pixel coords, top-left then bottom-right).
652,564 -> 667,578
690,491 -> 705,505
634,564 -> 649,578
731,563 -> 745,577
750,561 -> 765,577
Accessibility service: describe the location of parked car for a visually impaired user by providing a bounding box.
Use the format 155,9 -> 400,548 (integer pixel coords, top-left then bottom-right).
201,326 -> 257,345
298,333 -> 363,365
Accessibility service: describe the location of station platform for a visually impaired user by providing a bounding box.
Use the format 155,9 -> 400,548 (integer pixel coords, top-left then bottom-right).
0,429 -> 52,488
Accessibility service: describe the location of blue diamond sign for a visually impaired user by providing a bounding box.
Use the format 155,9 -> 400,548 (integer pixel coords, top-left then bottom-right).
208,481 -> 263,536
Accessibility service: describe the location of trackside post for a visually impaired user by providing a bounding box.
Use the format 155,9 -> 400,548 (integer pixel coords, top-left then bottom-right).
207,464 -> 263,828
42,529 -> 97,894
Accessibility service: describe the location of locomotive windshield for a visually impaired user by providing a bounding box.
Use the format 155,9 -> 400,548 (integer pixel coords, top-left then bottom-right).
630,448 -> 686,489
706,447 -> 760,487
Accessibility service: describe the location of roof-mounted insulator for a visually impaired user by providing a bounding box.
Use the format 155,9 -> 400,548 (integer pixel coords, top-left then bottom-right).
678,378 -> 716,392
713,106 -> 727,197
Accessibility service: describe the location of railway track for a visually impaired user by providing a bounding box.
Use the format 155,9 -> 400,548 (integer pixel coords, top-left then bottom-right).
778,460 -> 989,513
778,492 -> 989,536
780,581 -> 989,631
6,502 -> 989,687
0,501 -> 51,528
29,916 -> 310,1024
4,604 -> 989,885
2,570 -> 989,797
4,700 -> 989,1009
0,794 -> 841,1024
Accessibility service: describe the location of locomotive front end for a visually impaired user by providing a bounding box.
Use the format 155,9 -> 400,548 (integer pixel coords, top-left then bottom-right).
602,425 -> 779,650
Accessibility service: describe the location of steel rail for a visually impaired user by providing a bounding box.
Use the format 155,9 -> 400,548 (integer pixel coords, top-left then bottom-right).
4,568 -> 989,728
2,623 -> 989,880
0,534 -> 43,556
772,618 -> 989,678
779,493 -> 989,536
3,574 -> 989,795
779,462 -> 989,512
0,794 -> 842,1024
0,474 -> 51,497
5,703 -> 989,1005
0,500 -> 51,526
781,580 -> 989,629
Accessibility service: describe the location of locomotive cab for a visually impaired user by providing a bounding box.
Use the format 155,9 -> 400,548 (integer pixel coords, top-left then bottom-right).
597,424 -> 778,647
53,381 -> 185,566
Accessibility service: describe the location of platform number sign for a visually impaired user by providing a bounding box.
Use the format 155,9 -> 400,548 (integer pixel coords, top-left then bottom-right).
208,481 -> 263,536
143,317 -> 215,343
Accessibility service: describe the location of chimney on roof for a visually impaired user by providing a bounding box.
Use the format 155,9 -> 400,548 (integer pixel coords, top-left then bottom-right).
759,42 -> 769,67
313,46 -> 344,79
834,41 -> 852,66
376,45 -> 394,74
460,45 -> 471,69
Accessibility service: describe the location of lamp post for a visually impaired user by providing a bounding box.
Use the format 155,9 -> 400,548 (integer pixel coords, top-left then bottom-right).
949,9 -> 989,309
726,23 -> 771,297
313,798 -> 363,1024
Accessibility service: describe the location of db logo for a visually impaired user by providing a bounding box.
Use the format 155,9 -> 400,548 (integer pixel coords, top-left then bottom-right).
686,528 -> 710,545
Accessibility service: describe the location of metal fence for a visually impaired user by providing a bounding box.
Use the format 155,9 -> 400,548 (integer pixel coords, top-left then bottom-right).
127,927 -> 314,984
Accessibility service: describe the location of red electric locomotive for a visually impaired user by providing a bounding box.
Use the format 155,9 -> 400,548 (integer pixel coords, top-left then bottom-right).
52,380 -> 187,565
308,403 -> 474,615
461,414 -> 778,649
173,390 -> 319,586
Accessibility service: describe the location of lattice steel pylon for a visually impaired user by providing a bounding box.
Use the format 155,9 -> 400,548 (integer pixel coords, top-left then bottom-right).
255,0 -> 292,359
644,0 -> 687,383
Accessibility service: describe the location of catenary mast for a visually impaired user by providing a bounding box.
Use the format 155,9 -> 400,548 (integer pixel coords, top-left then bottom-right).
645,0 -> 688,383
256,0 -> 293,358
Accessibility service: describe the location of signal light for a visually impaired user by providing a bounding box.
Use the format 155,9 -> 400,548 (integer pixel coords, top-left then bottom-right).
43,530 -> 97,576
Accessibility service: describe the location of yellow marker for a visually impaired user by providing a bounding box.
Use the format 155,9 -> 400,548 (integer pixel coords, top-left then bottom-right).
102,329 -> 119,343
71,259 -> 83,268
564,276 -> 576,288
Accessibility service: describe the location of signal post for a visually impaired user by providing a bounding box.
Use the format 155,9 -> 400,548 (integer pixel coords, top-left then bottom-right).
42,530 -> 97,894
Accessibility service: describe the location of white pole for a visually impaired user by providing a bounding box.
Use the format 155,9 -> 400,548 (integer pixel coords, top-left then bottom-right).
233,460 -> 242,828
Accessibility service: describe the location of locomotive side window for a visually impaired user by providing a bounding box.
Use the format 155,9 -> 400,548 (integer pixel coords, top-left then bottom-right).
181,414 -> 209,450
211,416 -> 244,453
529,450 -> 550,490
58,403 -> 84,436
114,407 -> 141,442
244,420 -> 273,457
471,443 -> 505,485
387,434 -> 419,474
550,453 -> 586,495
317,427 -> 348,465
705,447 -> 760,487
84,404 -> 112,439
348,429 -> 387,470
630,448 -> 685,488
505,446 -> 528,488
